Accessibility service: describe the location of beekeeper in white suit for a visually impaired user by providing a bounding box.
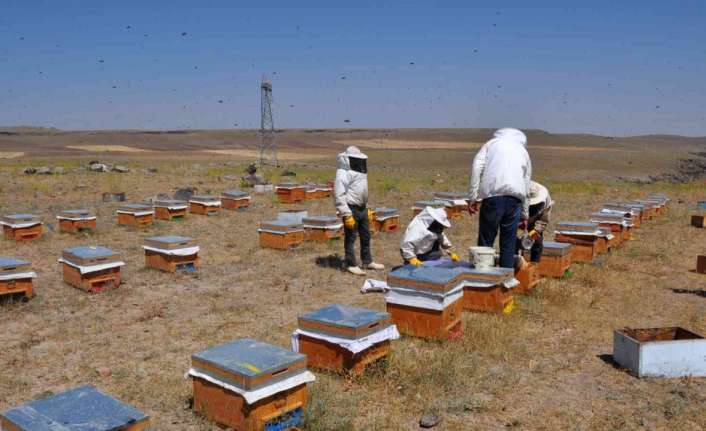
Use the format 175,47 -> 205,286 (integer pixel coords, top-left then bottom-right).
334,146 -> 385,276
400,206 -> 460,266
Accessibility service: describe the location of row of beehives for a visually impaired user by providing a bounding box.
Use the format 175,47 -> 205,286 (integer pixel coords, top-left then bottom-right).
274,182 -> 333,204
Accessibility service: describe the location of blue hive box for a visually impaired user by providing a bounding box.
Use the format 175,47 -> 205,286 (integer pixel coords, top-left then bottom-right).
298,304 -> 391,339
0,385 -> 150,431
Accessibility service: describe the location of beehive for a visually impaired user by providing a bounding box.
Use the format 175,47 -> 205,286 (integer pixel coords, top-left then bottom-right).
314,184 -> 333,199
258,220 -> 305,250
0,385 -> 150,431
293,304 -> 399,375
0,256 -> 36,300
275,183 -> 306,204
514,262 -> 542,294
153,199 -> 188,221
221,189 -> 251,211
102,191 -> 126,202
117,204 -> 154,228
60,246 -> 124,293
302,216 -> 343,242
458,266 -> 516,313
432,192 -> 468,219
628,201 -> 654,220
697,255 -> 706,274
57,209 -> 97,234
188,338 -> 316,431
691,215 -> 705,228
603,203 -> 642,228
189,195 -> 222,216
597,227 -> 617,253
635,199 -> 665,217
303,184 -> 318,200
144,236 -> 199,273
1,214 -> 42,241
412,199 -> 456,219
277,209 -> 308,225
536,241 -> 572,278
590,212 -> 631,243
371,207 -> 400,232
554,221 -> 602,263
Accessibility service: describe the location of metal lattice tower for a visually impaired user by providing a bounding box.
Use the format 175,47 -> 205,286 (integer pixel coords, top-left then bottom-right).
258,76 -> 277,166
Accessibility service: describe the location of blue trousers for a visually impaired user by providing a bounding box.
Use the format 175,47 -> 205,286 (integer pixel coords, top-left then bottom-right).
477,196 -> 522,268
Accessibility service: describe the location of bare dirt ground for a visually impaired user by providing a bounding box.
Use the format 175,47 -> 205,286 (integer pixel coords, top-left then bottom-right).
0,128 -> 704,430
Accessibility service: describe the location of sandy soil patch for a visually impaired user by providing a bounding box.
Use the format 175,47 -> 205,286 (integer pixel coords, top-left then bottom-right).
66,145 -> 151,153
334,139 -> 483,150
531,145 -> 636,153
202,149 -> 329,160
0,152 -> 24,159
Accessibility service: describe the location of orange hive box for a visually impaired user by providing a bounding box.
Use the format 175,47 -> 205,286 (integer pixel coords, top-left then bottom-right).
293,304 -> 399,375
697,255 -> 706,274
1,214 -> 42,241
189,195 -> 222,216
628,201 -> 654,220
0,256 -> 36,301
275,183 -> 306,204
153,199 -> 188,221
60,246 -> 124,293
313,184 -> 332,199
303,184 -> 318,201
636,198 -> 666,217
144,236 -> 199,273
116,204 -> 154,228
371,207 -> 400,233
603,203 -> 642,228
302,215 -> 343,242
514,262 -> 542,294
56,209 -> 97,234
187,338 -> 316,431
590,212 -> 632,244
554,221 -> 602,263
536,241 -> 572,278
258,220 -> 305,250
432,192 -> 469,219
221,189 -> 251,211
597,227 -> 617,253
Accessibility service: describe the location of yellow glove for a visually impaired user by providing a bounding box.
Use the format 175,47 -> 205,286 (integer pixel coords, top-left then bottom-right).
343,215 -> 356,229
367,208 -> 374,222
450,252 -> 460,262
409,257 -> 423,266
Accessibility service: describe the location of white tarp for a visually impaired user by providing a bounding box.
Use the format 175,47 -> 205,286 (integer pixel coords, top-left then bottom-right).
0,221 -> 42,229
116,210 -> 153,216
190,200 -> 221,207
186,368 -> 316,405
56,216 -> 96,221
291,324 -> 400,354
142,245 -> 200,256
361,279 -> 389,294
58,258 -> 125,275
0,271 -> 36,281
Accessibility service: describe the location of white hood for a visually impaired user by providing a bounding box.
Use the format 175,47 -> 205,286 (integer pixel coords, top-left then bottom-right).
400,207 -> 453,260
334,146 -> 369,216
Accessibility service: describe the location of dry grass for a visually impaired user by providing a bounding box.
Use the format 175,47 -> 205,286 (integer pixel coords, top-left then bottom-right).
0,152 -> 24,159
333,139 -> 483,150
201,149 -> 330,160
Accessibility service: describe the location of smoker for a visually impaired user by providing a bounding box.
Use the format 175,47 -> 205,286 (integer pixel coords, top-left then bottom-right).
0,385 -> 150,431
189,195 -> 222,216
302,215 -> 343,242
1,214 -> 42,241
275,183 -> 306,204
371,207 -> 400,233
221,189 -> 251,210
116,203 -> 154,228
153,199 -> 188,221
56,209 -> 97,233
60,246 -> 124,293
188,338 -> 316,431
293,304 -> 399,375
554,221 -> 602,263
258,220 -> 305,250
143,236 -> 199,273
0,256 -> 36,301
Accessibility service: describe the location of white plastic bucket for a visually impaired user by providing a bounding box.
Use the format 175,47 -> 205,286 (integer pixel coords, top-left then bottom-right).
469,246 -> 496,269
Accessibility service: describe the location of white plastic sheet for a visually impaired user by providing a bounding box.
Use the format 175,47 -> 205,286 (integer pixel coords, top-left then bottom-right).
0,271 -> 36,281
186,368 -> 315,405
163,205 -> 188,210
190,200 -> 221,207
58,258 -> 125,275
291,324 -> 400,354
0,221 -> 42,229
142,245 -> 199,256
361,279 -> 389,294
116,210 -> 153,217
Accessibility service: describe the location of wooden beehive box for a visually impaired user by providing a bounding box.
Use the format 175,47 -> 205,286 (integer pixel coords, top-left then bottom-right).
276,183 -> 306,204
144,236 -> 199,273
314,184 -> 332,199
0,385 -> 151,431
691,215 -> 705,228
514,262 -> 542,294
221,189 -> 251,210
189,195 -> 222,216
295,304 -> 396,375
596,228 -> 618,252
303,184 -> 318,200
697,255 -> 706,274
259,220 -> 305,250
432,192 -> 468,219
0,256 -> 35,300
117,204 -> 154,228
554,221 -> 601,263
412,199 -> 455,219
189,338 -> 315,431
603,203 -> 642,228
57,209 -> 97,233
636,199 -> 665,217
1,214 -> 42,241
590,212 -> 631,243
627,201 -> 653,220
153,199 -> 188,221
302,215 -> 343,242
372,207 -> 400,233
536,241 -> 572,278
60,246 -> 124,293
458,266 -> 516,313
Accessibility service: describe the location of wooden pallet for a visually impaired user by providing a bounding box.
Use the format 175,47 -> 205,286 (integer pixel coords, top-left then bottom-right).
537,254 -> 571,278
117,213 -> 153,228
222,197 -> 251,211
2,225 -> 42,241
297,336 -> 390,375
259,231 -> 305,250
62,264 -> 121,293
145,250 -> 199,273
386,300 -> 462,340
554,234 -> 599,263
514,263 -> 542,294
304,227 -> 343,242
691,215 -> 705,228
462,284 -> 514,313
193,378 -> 307,431
154,206 -> 187,221
0,278 -> 33,300
697,255 -> 706,274
190,202 -> 221,216
59,219 -> 96,234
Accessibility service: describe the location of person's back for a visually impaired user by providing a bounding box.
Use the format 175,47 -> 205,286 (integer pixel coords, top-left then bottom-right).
477,129 -> 531,202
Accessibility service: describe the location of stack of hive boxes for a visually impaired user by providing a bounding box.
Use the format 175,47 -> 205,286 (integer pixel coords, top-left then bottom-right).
60,246 -> 124,293
276,183 -> 306,204
302,215 -> 343,242
1,214 -> 42,241
117,204 -> 154,228
221,189 -> 251,210
189,195 -> 221,216
143,236 -> 199,273
554,221 -> 603,263
691,200 -> 706,228
56,209 -> 96,233
371,207 -> 400,232
0,256 -> 36,300
153,199 -> 188,221
590,212 -> 633,244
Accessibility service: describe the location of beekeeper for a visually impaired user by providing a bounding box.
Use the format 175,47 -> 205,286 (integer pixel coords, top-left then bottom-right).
334,146 -> 385,276
468,128 -> 532,268
517,181 -> 554,262
400,206 -> 460,266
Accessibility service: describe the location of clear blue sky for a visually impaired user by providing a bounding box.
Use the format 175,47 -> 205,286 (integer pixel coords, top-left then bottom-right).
1,1 -> 705,136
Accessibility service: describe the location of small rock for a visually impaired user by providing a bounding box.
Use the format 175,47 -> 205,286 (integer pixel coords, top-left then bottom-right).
281,169 -> 297,177
113,165 -> 130,173
53,167 -> 66,174
146,167 -> 158,173
89,163 -> 108,172
95,367 -> 111,378
419,412 -> 441,428
36,167 -> 52,175
174,187 -> 197,201
23,167 -> 36,175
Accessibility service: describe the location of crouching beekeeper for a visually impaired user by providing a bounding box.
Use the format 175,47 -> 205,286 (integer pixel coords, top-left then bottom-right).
334,146 -> 385,276
517,181 -> 553,263
400,206 -> 460,266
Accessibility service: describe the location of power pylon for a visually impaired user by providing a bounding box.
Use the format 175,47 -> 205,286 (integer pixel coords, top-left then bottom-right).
258,76 -> 277,166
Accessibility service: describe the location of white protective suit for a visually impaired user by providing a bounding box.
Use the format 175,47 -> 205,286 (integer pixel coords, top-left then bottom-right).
468,128 -> 532,218
334,146 -> 368,217
400,207 -> 453,260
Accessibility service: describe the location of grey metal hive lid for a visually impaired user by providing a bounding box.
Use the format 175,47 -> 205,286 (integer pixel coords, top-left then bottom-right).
192,338 -> 305,379
153,198 -> 187,206
3,213 -> 38,222
543,241 -> 572,250
118,203 -> 152,211
0,256 -> 30,270
59,209 -> 91,217
302,215 -> 338,224
0,385 -> 149,431
389,264 -> 473,286
222,189 -> 249,198
374,207 -> 399,216
556,221 -> 599,231
590,212 -> 627,221
63,246 -> 118,259
190,194 -> 219,201
299,304 -> 389,330
260,219 -> 302,232
276,182 -> 301,188
413,199 -> 450,207
146,235 -> 194,244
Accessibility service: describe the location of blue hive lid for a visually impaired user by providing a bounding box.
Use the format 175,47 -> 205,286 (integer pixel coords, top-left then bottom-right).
64,246 -> 117,259
146,235 -> 192,244
192,338 -> 305,379
1,385 -> 149,431
299,304 -> 388,329
0,256 -> 29,269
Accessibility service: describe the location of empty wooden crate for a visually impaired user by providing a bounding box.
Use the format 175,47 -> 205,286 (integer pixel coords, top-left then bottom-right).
117,204 -> 154,228
371,207 -> 400,232
189,195 -> 222,216
221,189 -> 251,210
144,236 -> 199,273
302,216 -> 343,242
154,199 -> 188,221
554,221 -> 602,263
293,304 -> 399,375
56,209 -> 97,233
259,220 -> 305,250
1,214 -> 42,241
188,338 -> 316,431
60,246 -> 124,293
276,184 -> 306,204
0,385 -> 151,431
0,256 -> 36,300
536,241 -> 572,278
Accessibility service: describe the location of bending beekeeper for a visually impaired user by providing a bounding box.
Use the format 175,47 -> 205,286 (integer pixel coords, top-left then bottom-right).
400,206 -> 460,266
334,146 -> 385,276
467,128 -> 532,268
516,181 -> 553,263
